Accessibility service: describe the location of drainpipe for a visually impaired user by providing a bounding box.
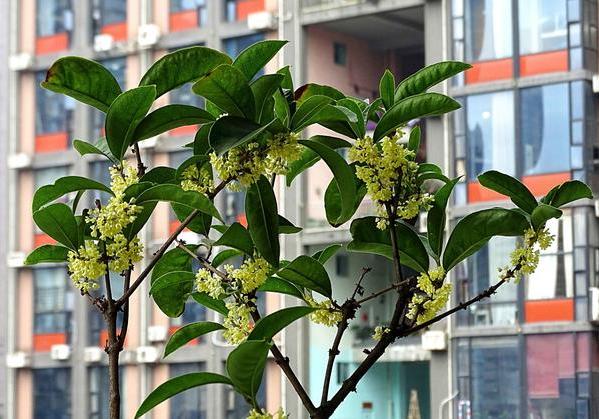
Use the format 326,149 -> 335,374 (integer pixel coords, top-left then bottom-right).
438,391 -> 458,419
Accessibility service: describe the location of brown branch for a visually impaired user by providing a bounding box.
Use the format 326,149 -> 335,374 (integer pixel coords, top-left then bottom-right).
175,241 -> 230,282
133,143 -> 146,177
117,268 -> 132,349
354,277 -> 412,306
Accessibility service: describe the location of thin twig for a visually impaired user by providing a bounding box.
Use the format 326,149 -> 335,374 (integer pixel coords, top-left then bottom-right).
133,143 -> 146,177
117,268 -> 132,349
175,241 -> 230,281
350,267 -> 371,300
354,277 -> 413,306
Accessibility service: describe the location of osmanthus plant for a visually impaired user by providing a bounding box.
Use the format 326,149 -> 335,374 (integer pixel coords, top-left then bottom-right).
24,40 -> 592,419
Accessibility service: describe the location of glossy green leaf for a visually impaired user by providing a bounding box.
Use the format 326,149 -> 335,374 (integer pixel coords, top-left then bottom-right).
374,93 -> 461,141
277,255 -> 332,297
245,176 -> 280,267
191,292 -> 229,316
248,306 -> 315,341
135,373 -> 232,418
212,249 -> 243,268
312,244 -> 342,264
290,95 -> 334,131
151,246 -> 195,285
299,139 -> 357,227
133,105 -> 214,142
164,322 -> 225,357
257,277 -> 304,300
408,126 -> 421,153
193,64 -> 255,119
140,166 -> 177,184
394,61 -> 472,101
478,170 -> 538,213
379,69 -> 395,110
32,176 -> 114,212
172,204 -> 212,236
278,215 -> 302,234
443,208 -> 530,271
25,245 -> 70,265
294,83 -> 344,106
209,116 -> 274,155
531,203 -> 562,231
123,202 -> 157,240
174,155 -> 209,180
73,138 -> 118,163
233,40 -> 287,81
226,340 -> 271,402
139,46 -> 231,97
323,165 -> 367,227
33,203 -> 79,250
105,86 -> 156,159
251,74 -> 284,123
277,65 -> 293,90
214,222 -> 254,255
315,105 -> 360,138
547,180 -> 593,208
42,57 -> 122,112
427,179 -> 459,259
150,271 -> 195,317
136,184 -> 222,221
336,98 -> 365,139
347,217 -> 430,273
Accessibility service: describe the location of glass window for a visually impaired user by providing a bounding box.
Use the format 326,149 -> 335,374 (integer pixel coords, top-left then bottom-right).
36,0 -> 73,37
224,0 -> 237,22
34,268 -> 73,336
170,363 -> 207,418
33,368 -> 71,419
466,91 -> 515,179
171,0 -> 207,25
89,160 -> 113,203
36,72 -> 75,135
333,42 -> 347,66
224,34 -> 265,59
520,83 -> 570,175
171,82 -> 204,108
92,0 -> 127,28
465,0 -> 513,61
519,0 -> 568,55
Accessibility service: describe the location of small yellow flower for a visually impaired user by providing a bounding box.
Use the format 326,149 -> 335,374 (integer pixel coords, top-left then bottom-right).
231,257 -> 271,294
304,293 -> 342,327
372,326 -> 390,341
180,165 -> 214,195
247,407 -> 288,419
223,299 -> 255,344
67,241 -> 106,292
106,234 -> 143,272
407,267 -> 451,325
195,268 -> 225,299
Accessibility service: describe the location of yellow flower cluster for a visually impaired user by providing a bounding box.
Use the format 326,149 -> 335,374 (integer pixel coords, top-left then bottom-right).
195,268 -> 225,299
231,257 -> 271,294
407,267 -> 452,325
106,235 -> 143,273
502,227 -> 554,282
304,293 -> 342,327
210,132 -> 301,189
223,298 -> 255,344
67,241 -> 106,292
180,164 -> 214,195
372,325 -> 390,341
348,132 -> 433,229
247,407 -> 287,419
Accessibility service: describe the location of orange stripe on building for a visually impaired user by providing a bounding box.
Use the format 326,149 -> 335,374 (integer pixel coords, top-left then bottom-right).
33,333 -> 67,352
34,233 -> 56,247
467,181 -> 508,203
465,58 -> 513,84
169,10 -> 198,32
236,0 -> 265,20
522,172 -> 571,197
35,33 -> 69,55
101,22 -> 127,41
520,50 -> 568,77
35,131 -> 69,153
525,299 -> 574,323
170,124 -> 198,137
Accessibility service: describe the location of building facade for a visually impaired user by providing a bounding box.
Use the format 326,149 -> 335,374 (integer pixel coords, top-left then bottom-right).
3,0 -> 599,419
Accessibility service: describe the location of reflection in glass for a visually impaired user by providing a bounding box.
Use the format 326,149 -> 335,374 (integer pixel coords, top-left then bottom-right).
465,0 -> 513,61
519,0 -> 567,55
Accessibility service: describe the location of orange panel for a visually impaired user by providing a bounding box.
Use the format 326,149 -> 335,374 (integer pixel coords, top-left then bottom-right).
525,299 -> 574,323
34,233 -> 56,247
522,172 -> 571,197
101,22 -> 127,41
169,219 -> 181,235
170,125 -> 198,137
465,58 -> 513,84
35,131 -> 69,153
99,329 -> 124,347
34,333 -> 67,352
169,326 -> 199,345
237,0 -> 264,20
236,213 -> 247,227
169,10 -> 198,32
520,50 -> 568,77
467,181 -> 509,203
35,33 -> 69,55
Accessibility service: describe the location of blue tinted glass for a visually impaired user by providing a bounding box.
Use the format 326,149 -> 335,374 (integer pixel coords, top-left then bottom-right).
520,83 -> 570,175
36,71 -> 74,135
170,363 -> 207,418
34,368 -> 72,419
224,33 -> 265,58
170,0 -> 205,12
519,0 -> 567,55
99,0 -> 127,25
466,91 -> 515,178
465,0 -> 513,61
36,0 -> 72,37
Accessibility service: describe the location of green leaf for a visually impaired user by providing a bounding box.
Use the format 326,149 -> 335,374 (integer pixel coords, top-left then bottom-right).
233,40 -> 287,81
394,61 -> 472,101
408,126 -> 421,153
314,105 -> 360,138
312,244 -> 342,264
226,340 -> 271,402
209,116 -> 274,156
132,105 -> 214,142
257,277 -> 304,300
32,176 -> 114,212
214,222 -> 254,255
136,184 -> 222,221
248,306 -> 315,341
251,74 -> 284,123
164,322 -> 225,357
151,246 -> 195,285
277,255 -> 332,297
150,271 -> 195,317
73,138 -> 118,163
174,155 -> 209,180
286,135 -> 351,186
33,203 -> 79,250
347,217 -> 430,273
193,64 -> 255,119
274,89 -> 290,127
212,249 -> 242,268
278,215 -> 302,234
427,178 -> 459,259
294,83 -> 345,106
25,245 -> 70,265
374,93 -> 461,141
172,204 -> 212,236
531,203 -> 562,230
139,46 -> 232,98
379,69 -> 395,110
478,170 -> 538,213
290,95 -> 334,131
277,66 -> 293,90
299,140 -> 357,227
547,180 -> 593,208
191,292 -> 229,316
443,208 -> 530,271
336,98 -> 365,139
105,86 -> 156,159
135,372 -> 232,418
245,176 -> 280,267
141,166 -> 177,184
123,202 -> 157,240
41,57 -> 122,112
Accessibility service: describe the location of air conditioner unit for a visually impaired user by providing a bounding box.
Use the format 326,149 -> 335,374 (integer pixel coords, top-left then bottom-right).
247,11 -> 276,30
84,347 -> 104,363
9,53 -> 33,71
137,346 -> 158,364
138,24 -> 160,48
593,74 -> 599,94
94,34 -> 114,52
6,352 -> 30,368
7,251 -> 26,268
120,349 -> 136,364
590,287 -> 599,322
7,153 -> 31,169
51,344 -> 71,361
147,325 -> 168,343
421,330 -> 447,351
